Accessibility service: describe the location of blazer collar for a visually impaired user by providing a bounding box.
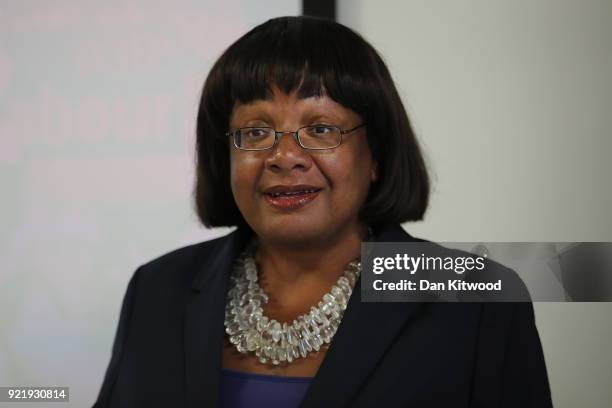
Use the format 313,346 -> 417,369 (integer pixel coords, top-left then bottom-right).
184,223 -> 424,408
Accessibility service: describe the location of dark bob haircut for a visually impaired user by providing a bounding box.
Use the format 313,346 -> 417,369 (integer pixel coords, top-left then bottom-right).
194,16 -> 429,228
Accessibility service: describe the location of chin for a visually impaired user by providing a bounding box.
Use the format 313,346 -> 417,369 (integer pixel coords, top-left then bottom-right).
258,221 -> 328,244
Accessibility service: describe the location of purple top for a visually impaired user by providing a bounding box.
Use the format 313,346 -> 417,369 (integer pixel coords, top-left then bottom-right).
219,368 -> 313,408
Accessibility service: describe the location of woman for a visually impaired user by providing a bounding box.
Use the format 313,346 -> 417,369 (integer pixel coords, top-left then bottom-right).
94,16 -> 552,407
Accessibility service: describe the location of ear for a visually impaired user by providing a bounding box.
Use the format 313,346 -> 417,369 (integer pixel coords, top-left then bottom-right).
370,161 -> 378,182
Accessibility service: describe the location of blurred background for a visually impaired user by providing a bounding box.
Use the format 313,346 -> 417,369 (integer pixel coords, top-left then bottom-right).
1,0 -> 610,406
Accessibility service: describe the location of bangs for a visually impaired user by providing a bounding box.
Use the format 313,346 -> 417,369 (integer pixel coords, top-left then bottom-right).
214,16 -> 373,119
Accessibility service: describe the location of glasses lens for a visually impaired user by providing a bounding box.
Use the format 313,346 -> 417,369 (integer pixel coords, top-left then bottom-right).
299,125 -> 341,149
235,127 -> 275,150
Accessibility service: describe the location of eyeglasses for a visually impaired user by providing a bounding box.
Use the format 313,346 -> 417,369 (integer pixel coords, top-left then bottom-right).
226,123 -> 366,151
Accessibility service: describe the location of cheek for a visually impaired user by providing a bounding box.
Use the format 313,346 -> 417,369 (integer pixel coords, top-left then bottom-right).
229,151 -> 249,200
229,151 -> 263,202
318,147 -> 373,198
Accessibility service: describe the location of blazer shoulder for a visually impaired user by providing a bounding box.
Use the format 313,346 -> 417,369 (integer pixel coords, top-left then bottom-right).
378,225 -> 530,301
136,230 -> 234,286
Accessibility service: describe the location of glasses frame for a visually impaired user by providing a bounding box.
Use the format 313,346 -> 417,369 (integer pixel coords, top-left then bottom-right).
226,123 -> 367,151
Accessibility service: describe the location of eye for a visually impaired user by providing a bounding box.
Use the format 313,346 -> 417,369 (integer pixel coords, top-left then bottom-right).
310,124 -> 335,135
243,127 -> 270,139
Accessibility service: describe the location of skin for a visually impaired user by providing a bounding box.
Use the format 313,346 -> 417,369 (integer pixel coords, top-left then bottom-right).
224,85 -> 377,375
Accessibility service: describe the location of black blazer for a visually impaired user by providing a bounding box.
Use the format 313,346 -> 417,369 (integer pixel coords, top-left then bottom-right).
94,224 -> 552,407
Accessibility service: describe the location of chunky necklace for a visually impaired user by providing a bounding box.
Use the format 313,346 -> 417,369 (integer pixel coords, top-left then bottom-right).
224,239 -> 361,366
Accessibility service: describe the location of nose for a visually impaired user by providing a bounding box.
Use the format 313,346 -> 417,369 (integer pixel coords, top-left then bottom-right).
265,131 -> 312,174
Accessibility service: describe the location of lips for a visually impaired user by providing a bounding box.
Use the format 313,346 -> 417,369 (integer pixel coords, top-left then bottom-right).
262,185 -> 323,210
262,185 -> 323,197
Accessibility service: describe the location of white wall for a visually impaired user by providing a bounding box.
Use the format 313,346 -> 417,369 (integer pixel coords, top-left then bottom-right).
0,1 -> 300,406
339,1 -> 612,407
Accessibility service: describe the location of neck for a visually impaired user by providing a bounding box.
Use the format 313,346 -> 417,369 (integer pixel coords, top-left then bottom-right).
253,222 -> 368,317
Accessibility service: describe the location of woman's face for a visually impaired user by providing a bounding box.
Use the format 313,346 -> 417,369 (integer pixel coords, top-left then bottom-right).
229,85 -> 377,245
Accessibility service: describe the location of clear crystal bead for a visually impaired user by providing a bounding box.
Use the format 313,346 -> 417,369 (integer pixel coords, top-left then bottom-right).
286,327 -> 297,346
236,338 -> 247,353
321,326 -> 332,343
303,336 -> 313,352
319,313 -> 330,326
321,302 -> 331,316
251,292 -> 268,304
331,286 -> 346,303
338,276 -> 350,287
226,322 -> 239,335
286,346 -> 294,363
248,308 -> 263,324
311,335 -> 321,351
298,340 -> 307,358
323,293 -> 335,304
310,308 -> 322,324
245,330 -> 259,351
256,315 -> 269,331
270,321 -> 282,343
344,271 -> 356,286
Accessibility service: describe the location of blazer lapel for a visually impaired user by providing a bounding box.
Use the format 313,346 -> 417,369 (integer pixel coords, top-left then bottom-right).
299,224 -> 425,408
184,225 -> 254,408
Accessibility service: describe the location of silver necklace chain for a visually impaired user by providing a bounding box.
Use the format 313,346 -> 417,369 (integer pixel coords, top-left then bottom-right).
224,239 -> 361,366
